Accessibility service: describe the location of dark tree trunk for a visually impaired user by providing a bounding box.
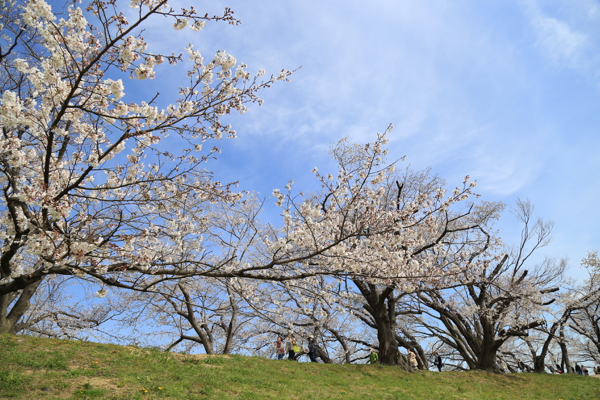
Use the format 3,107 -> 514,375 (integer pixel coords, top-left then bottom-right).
533,354 -> 546,373
376,317 -> 399,365
529,311 -> 570,373
476,336 -> 501,372
558,327 -> 572,374
221,285 -> 237,355
416,291 -> 503,373
315,346 -> 333,363
178,283 -> 215,355
0,279 -> 43,334
353,279 -> 400,366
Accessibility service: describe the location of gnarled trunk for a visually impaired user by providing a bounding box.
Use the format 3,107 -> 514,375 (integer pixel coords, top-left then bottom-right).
475,335 -> 501,372
353,280 -> 400,366
375,316 -> 399,365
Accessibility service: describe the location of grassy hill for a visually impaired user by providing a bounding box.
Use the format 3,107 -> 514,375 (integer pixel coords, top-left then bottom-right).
1,334 -> 599,399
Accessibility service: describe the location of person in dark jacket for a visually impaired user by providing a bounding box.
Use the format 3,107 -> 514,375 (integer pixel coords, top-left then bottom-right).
576,364 -> 582,375
307,336 -> 318,363
433,352 -> 443,372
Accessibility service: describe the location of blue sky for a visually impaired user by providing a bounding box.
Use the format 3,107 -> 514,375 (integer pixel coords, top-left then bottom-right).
64,0 -> 600,279
171,0 -> 600,279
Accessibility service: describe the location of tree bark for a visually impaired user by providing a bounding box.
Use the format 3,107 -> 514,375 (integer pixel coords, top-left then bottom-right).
416,290 -> 503,372
221,285 -> 237,355
178,283 -> 214,355
0,279 -> 43,334
558,327 -> 572,374
528,309 -> 570,373
353,279 -> 400,366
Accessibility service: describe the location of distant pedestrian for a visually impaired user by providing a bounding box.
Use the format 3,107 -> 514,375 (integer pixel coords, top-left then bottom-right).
582,365 -> 588,376
555,363 -> 563,374
576,363 -> 582,375
497,357 -> 508,373
307,336 -> 318,363
517,359 -> 525,372
408,350 -> 418,369
433,352 -> 443,372
275,336 -> 285,360
369,348 -> 379,364
286,334 -> 297,361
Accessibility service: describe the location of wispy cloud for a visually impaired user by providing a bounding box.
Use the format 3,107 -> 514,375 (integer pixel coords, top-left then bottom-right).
66,0 -> 600,277
532,13 -> 589,67
523,0 -> 600,85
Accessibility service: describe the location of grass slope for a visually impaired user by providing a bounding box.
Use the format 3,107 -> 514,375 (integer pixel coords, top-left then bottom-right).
1,334 -> 599,400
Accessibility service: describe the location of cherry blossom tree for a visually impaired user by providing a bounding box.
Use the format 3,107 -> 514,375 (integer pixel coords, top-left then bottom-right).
107,132 -> 498,362
510,253 -> 600,373
0,276 -> 119,338
566,252 -> 600,364
518,302 -> 572,373
0,0 -> 484,316
237,276 -> 366,363
300,140 -> 505,366
144,277 -> 253,355
408,200 -> 565,372
7,276 -> 123,338
0,0 -> 294,333
1,0 -> 517,350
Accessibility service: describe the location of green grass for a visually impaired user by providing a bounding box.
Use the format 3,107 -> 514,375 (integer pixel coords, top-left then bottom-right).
0,334 -> 599,399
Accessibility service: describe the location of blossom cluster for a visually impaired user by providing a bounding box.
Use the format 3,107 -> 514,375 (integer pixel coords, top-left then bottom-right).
0,0 -> 290,294
260,127 -> 493,291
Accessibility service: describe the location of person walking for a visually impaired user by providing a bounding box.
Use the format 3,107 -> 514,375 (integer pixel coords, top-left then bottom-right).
286,334 -> 297,361
576,363 -> 582,375
433,352 -> 443,372
275,336 -> 285,360
307,336 -> 318,363
369,348 -> 379,364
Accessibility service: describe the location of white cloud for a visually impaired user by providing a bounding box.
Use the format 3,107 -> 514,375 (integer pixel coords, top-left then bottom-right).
524,0 -> 600,85
69,0 -> 600,278
532,14 -> 589,67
